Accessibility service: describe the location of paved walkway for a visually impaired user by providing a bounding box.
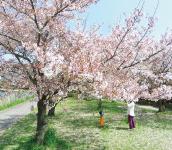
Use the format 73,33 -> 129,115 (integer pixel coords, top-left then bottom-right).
137,105 -> 158,111
0,101 -> 37,135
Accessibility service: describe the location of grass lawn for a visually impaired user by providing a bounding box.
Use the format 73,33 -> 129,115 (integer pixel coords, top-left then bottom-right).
0,97 -> 172,150
0,96 -> 34,111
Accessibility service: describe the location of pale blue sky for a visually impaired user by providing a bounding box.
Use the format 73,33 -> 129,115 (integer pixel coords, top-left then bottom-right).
77,0 -> 172,39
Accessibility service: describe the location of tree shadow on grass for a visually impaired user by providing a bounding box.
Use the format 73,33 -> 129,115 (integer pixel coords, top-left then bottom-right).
50,110 -> 126,130
60,115 -> 125,130
63,116 -> 99,129
55,137 -> 72,150
0,113 -> 72,150
116,127 -> 129,130
0,114 -> 36,150
17,136 -> 72,150
137,113 -> 172,130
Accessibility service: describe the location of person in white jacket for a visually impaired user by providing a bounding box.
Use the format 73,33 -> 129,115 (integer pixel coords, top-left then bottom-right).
127,101 -> 135,129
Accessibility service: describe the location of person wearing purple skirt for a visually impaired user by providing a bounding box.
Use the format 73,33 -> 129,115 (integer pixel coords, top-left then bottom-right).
127,101 -> 135,129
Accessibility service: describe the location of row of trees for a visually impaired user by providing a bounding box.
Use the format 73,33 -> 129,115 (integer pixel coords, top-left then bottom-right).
0,0 -> 171,144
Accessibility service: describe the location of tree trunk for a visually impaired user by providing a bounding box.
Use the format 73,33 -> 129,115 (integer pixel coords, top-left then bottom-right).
35,98 -> 47,144
158,100 -> 166,112
48,97 -> 64,117
48,105 -> 56,116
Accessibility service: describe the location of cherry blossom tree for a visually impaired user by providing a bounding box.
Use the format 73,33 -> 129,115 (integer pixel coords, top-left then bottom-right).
137,35 -> 172,111
74,6 -> 172,108
88,7 -> 170,103
0,0 -> 98,144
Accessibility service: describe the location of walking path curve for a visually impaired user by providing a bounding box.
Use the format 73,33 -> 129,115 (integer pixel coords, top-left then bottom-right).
0,101 -> 37,135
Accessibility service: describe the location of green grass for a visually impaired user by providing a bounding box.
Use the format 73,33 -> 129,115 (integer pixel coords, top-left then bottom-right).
0,96 -> 34,111
0,97 -> 172,150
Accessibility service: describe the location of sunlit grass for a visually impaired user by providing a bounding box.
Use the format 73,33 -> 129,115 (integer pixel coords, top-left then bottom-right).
0,97 -> 172,150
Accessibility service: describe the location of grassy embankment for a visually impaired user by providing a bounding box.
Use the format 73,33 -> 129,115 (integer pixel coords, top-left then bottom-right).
0,95 -> 34,111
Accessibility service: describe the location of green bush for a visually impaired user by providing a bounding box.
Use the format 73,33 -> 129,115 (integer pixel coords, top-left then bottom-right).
43,128 -> 57,148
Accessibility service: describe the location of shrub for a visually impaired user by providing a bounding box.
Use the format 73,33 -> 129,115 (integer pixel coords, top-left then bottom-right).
43,128 -> 57,148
